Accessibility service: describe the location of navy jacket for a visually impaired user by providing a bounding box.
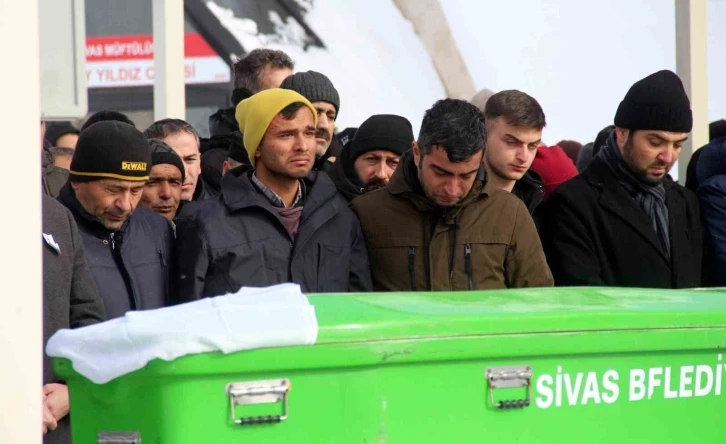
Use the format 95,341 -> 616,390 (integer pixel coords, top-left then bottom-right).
697,136 -> 726,284
58,183 -> 174,319
175,166 -> 373,301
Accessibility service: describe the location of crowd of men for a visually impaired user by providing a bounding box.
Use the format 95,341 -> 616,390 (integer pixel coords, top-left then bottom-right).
40,48 -> 726,442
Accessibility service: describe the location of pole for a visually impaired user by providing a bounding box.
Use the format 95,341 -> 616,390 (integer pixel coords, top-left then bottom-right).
675,0 -> 709,183
153,0 -> 186,121
0,0 -> 42,441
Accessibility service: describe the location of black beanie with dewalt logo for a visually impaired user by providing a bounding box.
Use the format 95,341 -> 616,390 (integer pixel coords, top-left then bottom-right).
70,121 -> 151,182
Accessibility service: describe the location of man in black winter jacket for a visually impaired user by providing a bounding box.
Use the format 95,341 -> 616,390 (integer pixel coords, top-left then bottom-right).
59,121 -> 174,319
482,90 -> 546,227
329,114 -> 413,202
42,195 -> 105,443
544,70 -> 704,288
176,89 -> 372,300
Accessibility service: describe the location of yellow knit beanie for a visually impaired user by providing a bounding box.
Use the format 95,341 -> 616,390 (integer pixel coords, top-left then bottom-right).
235,88 -> 318,166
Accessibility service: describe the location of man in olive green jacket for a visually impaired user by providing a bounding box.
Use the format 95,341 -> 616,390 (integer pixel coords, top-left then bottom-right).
351,99 -> 553,291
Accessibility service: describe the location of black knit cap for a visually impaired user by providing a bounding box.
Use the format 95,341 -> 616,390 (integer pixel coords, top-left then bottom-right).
149,138 -> 185,183
348,115 -> 413,161
70,121 -> 151,182
614,70 -> 693,133
280,70 -> 340,115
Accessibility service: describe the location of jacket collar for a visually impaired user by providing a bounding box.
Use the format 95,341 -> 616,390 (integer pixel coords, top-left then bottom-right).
387,150 -> 487,216
58,182 -> 129,237
221,165 -> 339,217
584,157 -> 672,263
512,170 -> 545,212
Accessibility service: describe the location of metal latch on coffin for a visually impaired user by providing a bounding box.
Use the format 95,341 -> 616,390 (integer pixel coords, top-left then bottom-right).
97,431 -> 141,443
486,365 -> 532,409
226,378 -> 291,425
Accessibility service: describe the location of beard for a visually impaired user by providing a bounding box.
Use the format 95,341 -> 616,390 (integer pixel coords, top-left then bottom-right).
363,178 -> 388,192
622,138 -> 671,185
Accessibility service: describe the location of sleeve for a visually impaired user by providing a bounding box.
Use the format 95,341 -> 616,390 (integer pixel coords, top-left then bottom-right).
347,213 -> 374,292
543,191 -> 605,286
697,182 -> 726,286
67,208 -> 106,328
162,220 -> 175,305
505,201 -> 554,288
174,215 -> 210,302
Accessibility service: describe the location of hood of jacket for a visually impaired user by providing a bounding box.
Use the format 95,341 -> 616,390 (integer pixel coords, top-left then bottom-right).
512,170 -> 545,214
328,144 -> 365,202
387,150 -> 487,217
696,136 -> 726,185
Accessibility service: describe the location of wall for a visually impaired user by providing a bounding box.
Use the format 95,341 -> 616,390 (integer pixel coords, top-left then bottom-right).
442,0 -> 725,146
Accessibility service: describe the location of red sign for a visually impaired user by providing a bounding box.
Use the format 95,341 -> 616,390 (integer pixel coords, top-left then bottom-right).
85,33 -> 230,88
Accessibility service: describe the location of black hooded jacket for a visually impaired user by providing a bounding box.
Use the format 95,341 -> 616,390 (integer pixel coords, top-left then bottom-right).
512,170 -> 545,229
328,143 -> 365,202
174,166 -> 373,301
58,183 -> 174,319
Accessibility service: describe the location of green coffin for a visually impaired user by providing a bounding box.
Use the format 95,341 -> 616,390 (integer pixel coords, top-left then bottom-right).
55,287 -> 726,443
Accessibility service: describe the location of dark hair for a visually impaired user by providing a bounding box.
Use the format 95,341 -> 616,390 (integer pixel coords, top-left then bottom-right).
592,125 -> 615,157
45,122 -> 80,146
233,49 -> 295,93
279,102 -> 306,120
144,118 -> 200,147
49,146 -> 75,157
418,99 -> 486,162
81,110 -> 135,131
484,90 -> 546,129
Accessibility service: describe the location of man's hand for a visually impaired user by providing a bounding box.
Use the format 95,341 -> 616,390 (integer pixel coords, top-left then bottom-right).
42,399 -> 57,435
43,383 -> 70,422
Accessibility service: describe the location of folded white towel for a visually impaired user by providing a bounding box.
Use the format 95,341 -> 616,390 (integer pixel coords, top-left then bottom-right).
46,283 -> 318,384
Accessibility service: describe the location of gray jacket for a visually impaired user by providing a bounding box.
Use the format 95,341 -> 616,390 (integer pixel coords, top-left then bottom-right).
42,195 -> 105,444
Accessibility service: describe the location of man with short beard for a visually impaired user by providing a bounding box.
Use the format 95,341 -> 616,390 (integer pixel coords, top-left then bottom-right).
280,71 -> 340,172
175,89 -> 372,300
58,121 -> 174,318
329,114 -> 413,201
544,70 -> 705,288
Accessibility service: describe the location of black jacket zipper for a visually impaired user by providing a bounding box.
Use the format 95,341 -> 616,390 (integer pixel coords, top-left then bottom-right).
408,247 -> 417,291
465,243 -> 473,290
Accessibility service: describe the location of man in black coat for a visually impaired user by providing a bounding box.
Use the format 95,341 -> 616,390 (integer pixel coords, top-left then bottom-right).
329,114 -> 413,202
544,70 -> 704,288
58,121 -> 174,318
176,88 -> 372,300
42,195 -> 105,443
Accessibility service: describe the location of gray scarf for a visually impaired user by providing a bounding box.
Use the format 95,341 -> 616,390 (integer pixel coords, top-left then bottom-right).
598,133 -> 671,258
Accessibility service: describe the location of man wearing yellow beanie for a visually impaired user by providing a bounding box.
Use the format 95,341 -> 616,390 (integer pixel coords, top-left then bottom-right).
175,89 -> 373,300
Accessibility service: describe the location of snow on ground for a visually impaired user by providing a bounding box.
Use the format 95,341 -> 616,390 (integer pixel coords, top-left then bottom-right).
207,0 -> 446,134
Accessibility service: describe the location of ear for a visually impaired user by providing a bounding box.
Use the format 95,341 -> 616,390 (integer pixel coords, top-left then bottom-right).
222,161 -> 231,175
412,141 -> 421,168
70,181 -> 81,192
614,127 -> 629,148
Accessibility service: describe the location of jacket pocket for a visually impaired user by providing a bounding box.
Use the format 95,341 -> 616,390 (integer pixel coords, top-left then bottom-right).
213,238 -> 287,293
457,239 -> 509,290
316,244 -> 351,292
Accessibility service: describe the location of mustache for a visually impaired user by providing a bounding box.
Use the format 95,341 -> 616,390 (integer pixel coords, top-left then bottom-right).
315,129 -> 330,141
364,179 -> 388,191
